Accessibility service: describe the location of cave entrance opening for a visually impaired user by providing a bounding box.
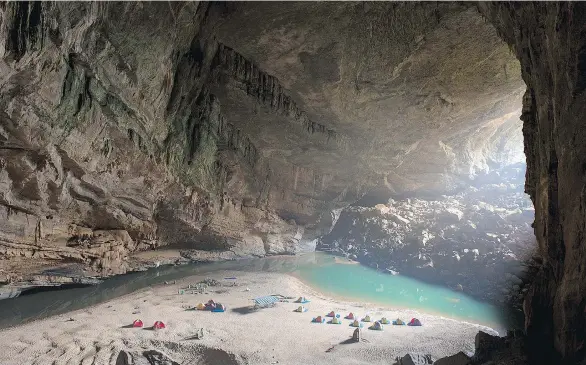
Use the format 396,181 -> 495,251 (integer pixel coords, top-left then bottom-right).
317,45 -> 535,332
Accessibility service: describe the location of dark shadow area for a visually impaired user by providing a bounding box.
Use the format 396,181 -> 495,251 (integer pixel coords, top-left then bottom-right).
339,338 -> 357,345
19,283 -> 95,296
230,306 -> 257,315
143,350 -> 180,365
115,350 -> 130,365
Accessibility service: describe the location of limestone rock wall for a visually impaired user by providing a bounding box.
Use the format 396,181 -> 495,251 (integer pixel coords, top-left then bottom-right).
479,2 -> 586,363
0,2 -> 349,282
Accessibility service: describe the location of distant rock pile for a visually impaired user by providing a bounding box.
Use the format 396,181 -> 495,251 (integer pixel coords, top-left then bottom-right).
318,163 -> 535,309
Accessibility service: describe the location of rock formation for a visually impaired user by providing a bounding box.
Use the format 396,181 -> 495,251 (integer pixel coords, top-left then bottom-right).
478,3 -> 586,363
319,163 -> 535,311
0,1 -> 585,363
0,2 -> 523,282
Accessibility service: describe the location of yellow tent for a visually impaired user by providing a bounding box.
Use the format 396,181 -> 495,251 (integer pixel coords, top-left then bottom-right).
393,318 -> 405,325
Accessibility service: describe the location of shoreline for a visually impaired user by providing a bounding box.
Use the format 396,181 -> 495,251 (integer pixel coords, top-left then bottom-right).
289,271 -> 506,334
1,269 -> 495,365
0,251 -> 507,335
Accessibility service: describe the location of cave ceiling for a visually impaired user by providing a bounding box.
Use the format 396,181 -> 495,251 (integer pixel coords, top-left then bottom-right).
208,2 -> 526,196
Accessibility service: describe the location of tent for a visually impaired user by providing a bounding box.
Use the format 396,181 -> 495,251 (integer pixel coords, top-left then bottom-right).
350,319 -> 363,328
211,303 -> 226,312
345,313 -> 355,320
294,306 -> 308,313
330,316 -> 342,324
408,318 -> 422,326
362,315 -> 371,322
370,321 -> 383,331
132,319 -> 143,328
380,317 -> 391,325
326,311 -> 336,317
196,303 -> 206,310
312,316 -> 325,323
352,328 -> 361,342
295,297 -> 310,303
153,321 -> 166,330
392,318 -> 405,325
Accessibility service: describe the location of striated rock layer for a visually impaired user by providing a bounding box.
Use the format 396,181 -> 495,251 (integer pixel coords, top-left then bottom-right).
0,2 -> 353,283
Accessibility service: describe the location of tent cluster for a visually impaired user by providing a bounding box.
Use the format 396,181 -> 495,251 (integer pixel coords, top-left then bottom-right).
130,319 -> 165,329
195,299 -> 226,312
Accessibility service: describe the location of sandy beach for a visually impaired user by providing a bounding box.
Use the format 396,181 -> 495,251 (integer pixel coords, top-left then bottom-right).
0,270 -> 497,365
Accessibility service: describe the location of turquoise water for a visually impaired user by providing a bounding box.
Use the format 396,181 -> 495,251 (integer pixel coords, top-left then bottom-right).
282,253 -> 506,329
0,252 -> 507,331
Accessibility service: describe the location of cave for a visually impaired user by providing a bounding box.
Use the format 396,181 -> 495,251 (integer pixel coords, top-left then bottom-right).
0,2 -> 585,365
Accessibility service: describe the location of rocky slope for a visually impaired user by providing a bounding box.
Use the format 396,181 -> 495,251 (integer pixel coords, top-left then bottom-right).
318,163 -> 535,311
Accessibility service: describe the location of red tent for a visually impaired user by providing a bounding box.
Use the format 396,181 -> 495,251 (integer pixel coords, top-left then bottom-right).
345,313 -> 355,319
326,311 -> 335,317
153,321 -> 166,330
408,318 -> 422,326
132,319 -> 143,328
313,316 -> 324,323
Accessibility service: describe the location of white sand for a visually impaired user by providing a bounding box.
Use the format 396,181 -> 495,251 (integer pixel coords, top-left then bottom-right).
0,270 -> 496,365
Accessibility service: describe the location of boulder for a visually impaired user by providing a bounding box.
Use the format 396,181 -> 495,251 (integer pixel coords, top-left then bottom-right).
395,354 -> 434,365
433,352 -> 470,365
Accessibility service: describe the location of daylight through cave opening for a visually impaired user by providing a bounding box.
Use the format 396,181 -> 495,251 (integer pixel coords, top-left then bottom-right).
318,108 -> 536,329
2,2 -> 585,364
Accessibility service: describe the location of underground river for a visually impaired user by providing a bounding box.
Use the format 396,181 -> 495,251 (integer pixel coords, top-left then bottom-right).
0,252 -> 511,332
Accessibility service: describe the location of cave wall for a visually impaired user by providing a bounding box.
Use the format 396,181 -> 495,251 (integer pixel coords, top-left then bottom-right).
1,2 -> 585,362
479,2 -> 586,363
0,2 -> 353,281
0,2 -> 526,283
